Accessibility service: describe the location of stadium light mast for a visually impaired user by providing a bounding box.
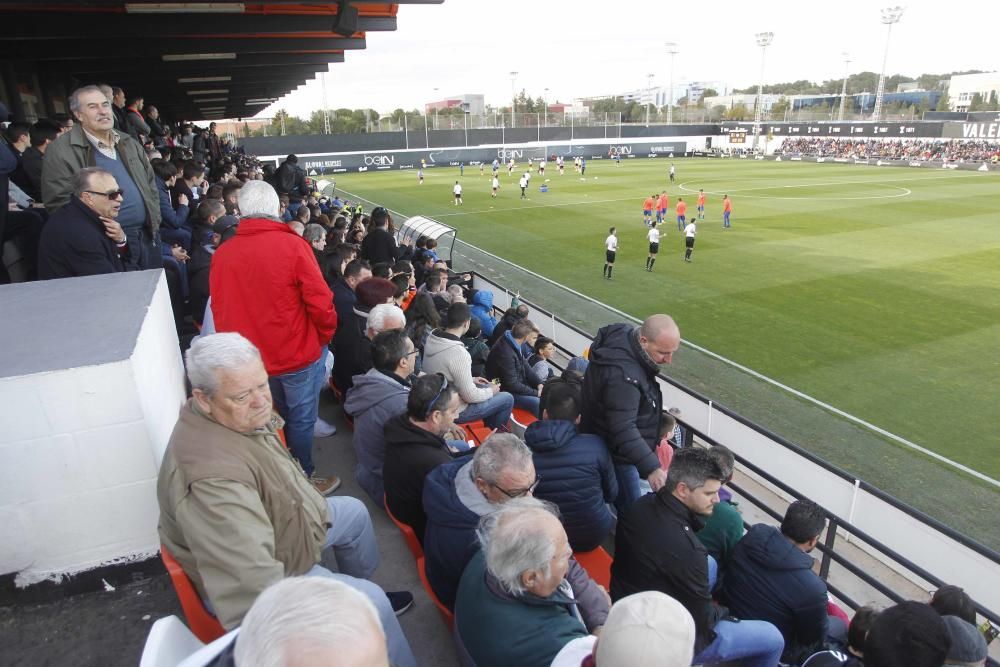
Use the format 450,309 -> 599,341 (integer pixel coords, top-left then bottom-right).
510,71 -> 518,128
320,69 -> 331,134
645,73 -> 655,126
433,86 -> 439,130
665,42 -> 678,124
543,87 -> 549,127
751,31 -> 773,152
872,6 -> 905,122
838,52 -> 852,122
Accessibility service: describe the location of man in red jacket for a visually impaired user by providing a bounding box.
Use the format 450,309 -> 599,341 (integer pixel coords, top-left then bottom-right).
210,180 -> 340,495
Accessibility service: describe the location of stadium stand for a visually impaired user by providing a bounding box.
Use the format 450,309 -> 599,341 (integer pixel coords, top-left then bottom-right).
778,137 -> 1000,162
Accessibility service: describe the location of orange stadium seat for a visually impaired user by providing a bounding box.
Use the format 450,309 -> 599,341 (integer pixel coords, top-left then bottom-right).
417,557 -> 454,627
384,494 -> 424,561
160,546 -> 226,643
573,546 -> 613,590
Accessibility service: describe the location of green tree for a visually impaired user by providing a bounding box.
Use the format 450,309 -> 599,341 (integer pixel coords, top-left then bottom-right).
724,103 -> 750,120
968,92 -> 986,111
702,87 -> 719,98
769,97 -> 790,120
935,91 -> 951,111
987,91 -> 1000,112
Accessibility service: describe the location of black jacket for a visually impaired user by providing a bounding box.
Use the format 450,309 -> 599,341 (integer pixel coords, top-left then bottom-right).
12,145 -> 43,201
580,323 -> 662,477
187,241 -> 214,325
274,160 -> 307,199
383,413 -> 454,544
360,226 -> 398,265
720,524 -> 829,663
485,332 -> 537,397
487,309 -> 522,347
331,279 -> 357,340
37,196 -> 128,280
610,491 -> 725,654
331,309 -> 371,392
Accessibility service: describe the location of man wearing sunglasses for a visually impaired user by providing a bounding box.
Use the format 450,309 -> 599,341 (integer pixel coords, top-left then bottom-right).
37,167 -> 130,279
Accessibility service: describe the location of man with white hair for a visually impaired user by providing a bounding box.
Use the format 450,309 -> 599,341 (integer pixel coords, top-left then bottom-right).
157,333 -> 416,666
210,180 -> 340,494
454,498 -> 600,667
421,434 -> 611,627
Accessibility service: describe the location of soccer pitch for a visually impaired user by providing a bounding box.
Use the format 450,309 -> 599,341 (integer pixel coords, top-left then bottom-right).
331,158 -> 1000,485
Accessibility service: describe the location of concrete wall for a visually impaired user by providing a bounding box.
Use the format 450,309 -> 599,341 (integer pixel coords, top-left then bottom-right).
0,271 -> 185,586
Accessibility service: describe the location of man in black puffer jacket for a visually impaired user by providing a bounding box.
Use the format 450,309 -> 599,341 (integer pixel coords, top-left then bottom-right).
580,314 -> 679,515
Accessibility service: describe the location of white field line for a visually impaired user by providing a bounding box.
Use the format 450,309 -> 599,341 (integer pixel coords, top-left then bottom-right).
332,184 -> 1000,489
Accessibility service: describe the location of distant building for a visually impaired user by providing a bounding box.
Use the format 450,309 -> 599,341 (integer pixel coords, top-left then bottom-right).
703,93 -> 782,113
424,94 -> 485,115
947,72 -> 1000,112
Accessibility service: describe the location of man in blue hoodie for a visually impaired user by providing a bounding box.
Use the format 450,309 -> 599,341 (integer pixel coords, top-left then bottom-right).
721,499 -> 837,665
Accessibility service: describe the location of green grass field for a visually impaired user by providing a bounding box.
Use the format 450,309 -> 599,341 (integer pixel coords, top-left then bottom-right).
330,158 -> 1000,483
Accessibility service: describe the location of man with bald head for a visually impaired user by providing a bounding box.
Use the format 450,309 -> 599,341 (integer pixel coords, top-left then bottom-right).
581,314 -> 680,514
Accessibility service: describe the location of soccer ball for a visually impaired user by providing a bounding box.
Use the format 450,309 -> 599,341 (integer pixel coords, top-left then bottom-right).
545,179 -> 550,183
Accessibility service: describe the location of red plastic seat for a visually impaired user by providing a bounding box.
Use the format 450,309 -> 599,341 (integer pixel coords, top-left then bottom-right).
573,546 -> 613,590
160,545 -> 226,643
417,556 -> 454,627
384,494 -> 424,561
511,407 -> 538,428
460,419 -> 493,446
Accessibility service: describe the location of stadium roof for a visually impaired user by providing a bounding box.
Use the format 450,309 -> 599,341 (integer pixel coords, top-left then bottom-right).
0,1 -> 443,121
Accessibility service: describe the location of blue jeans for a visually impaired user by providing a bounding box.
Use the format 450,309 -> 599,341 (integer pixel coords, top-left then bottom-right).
613,463 -> 642,516
306,497 -> 417,667
513,393 -> 541,418
458,391 -> 514,430
693,619 -> 784,667
269,354 -> 325,476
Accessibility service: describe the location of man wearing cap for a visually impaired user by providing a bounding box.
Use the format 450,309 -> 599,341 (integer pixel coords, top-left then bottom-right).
941,614 -> 987,666
37,166 -> 130,280
360,206 -> 400,265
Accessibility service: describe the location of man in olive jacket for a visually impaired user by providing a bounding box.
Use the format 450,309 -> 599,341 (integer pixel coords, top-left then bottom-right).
42,85 -> 162,270
156,333 -> 416,667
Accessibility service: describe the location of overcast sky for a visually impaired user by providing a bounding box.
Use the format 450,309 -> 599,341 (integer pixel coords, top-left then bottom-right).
261,0 -> 999,118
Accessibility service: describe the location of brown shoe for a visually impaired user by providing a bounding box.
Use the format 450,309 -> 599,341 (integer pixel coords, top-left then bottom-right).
310,474 -> 342,496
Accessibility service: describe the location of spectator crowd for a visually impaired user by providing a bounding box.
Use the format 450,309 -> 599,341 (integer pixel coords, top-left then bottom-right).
2,85 -> 994,667
778,137 -> 1000,163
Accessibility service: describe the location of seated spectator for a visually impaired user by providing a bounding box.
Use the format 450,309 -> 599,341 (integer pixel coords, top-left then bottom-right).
229,577 -> 390,667
486,319 -> 544,417
611,447 -> 784,665
803,606 -> 880,667
11,119 -> 59,201
462,317 -> 490,377
360,206 -> 400,265
37,167 -> 128,280
526,334 -> 556,381
222,180 -> 242,216
721,499 -> 838,664
469,288 -> 498,339
930,585 -> 977,625
151,159 -> 191,250
303,222 -> 327,263
343,329 -> 419,506
941,615 -> 987,667
456,498 -> 608,667
863,601 -> 950,667
332,259 -> 373,339
423,434 -> 540,609
551,591 -> 696,667
383,372 -> 463,543
371,261 -> 392,279
156,333 -> 416,666
413,251 -> 435,287
171,159 -> 204,210
524,378 -> 618,551
696,445 -> 745,566
488,301 -> 529,346
404,291 -> 440,358
423,302 -> 514,431
423,270 -> 451,315
331,279 -> 400,393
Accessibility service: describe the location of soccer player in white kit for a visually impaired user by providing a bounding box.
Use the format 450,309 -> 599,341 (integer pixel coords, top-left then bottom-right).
646,222 -> 661,271
491,175 -> 500,198
518,173 -> 528,199
603,227 -> 618,279
453,181 -> 463,205
683,219 -> 697,262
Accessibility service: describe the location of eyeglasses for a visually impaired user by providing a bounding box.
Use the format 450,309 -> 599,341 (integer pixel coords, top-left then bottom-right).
491,475 -> 541,499
85,189 -> 124,200
422,374 -> 449,419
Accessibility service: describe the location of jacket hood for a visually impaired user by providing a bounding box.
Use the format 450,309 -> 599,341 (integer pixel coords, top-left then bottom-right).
471,290 -> 494,309
383,413 -> 447,451
738,523 -> 815,573
589,323 -> 658,375
343,368 -> 409,417
524,420 -> 578,453
423,459 -> 486,529
423,329 -> 466,363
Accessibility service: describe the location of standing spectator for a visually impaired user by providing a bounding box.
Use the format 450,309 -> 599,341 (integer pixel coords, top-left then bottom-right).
151,159 -> 191,250
36,167 -> 128,280
720,499 -> 839,664
581,314 -> 679,514
192,127 -> 209,163
611,448 -> 785,666
360,206 -> 399,265
208,122 -> 222,163
525,378 -> 618,551
42,85 -> 162,270
274,153 -> 307,202
123,95 -> 150,144
209,180 -> 340,494
144,105 -> 167,148
110,86 -> 126,130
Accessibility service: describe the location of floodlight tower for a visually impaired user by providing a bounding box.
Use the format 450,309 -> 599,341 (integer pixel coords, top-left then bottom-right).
872,6 -> 905,122
838,52 -> 852,122
645,73 -> 655,126
751,31 -> 774,151
510,71 -> 518,128
320,68 -> 331,134
543,87 -> 549,126
433,86 -> 439,129
665,42 -> 678,124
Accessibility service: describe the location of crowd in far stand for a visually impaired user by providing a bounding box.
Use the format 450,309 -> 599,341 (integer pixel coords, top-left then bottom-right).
3,85 -> 994,667
778,137 -> 1000,163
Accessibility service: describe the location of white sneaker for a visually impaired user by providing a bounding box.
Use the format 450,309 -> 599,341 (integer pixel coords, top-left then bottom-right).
313,417 -> 337,437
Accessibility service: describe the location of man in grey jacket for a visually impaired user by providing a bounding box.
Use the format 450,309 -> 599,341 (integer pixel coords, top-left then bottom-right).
42,85 -> 161,269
